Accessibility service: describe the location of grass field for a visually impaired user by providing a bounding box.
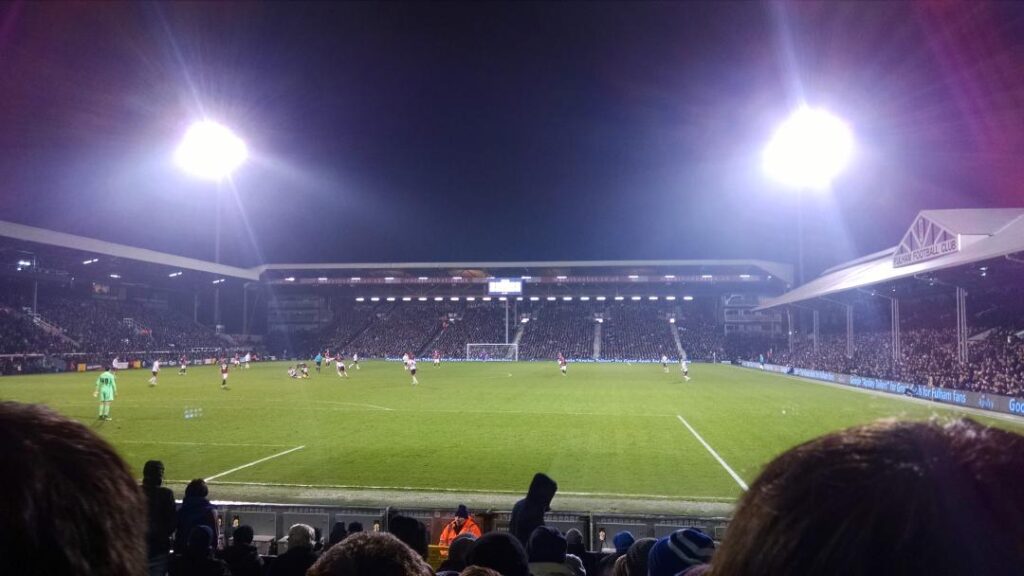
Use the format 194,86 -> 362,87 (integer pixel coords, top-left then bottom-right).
2,360 -> 1022,511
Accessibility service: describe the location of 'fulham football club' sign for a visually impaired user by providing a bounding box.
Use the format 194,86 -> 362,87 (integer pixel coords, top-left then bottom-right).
893,215 -> 960,268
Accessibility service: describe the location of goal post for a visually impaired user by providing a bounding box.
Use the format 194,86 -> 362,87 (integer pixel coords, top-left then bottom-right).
466,343 -> 519,362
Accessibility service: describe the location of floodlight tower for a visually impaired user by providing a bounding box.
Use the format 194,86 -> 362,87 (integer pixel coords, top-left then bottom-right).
175,120 -> 248,329
762,106 -> 853,284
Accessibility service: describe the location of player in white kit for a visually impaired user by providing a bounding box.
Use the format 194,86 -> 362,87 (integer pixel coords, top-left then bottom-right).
352,352 -> 360,370
409,358 -> 419,385
661,354 -> 669,373
148,360 -> 160,387
680,358 -> 691,381
335,356 -> 349,378
402,352 -> 410,370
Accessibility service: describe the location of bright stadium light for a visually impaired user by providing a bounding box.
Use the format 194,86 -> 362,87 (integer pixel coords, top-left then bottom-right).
418,297 -> 427,301
631,296 -> 642,301
614,296 -> 625,301
763,107 -> 853,190
434,297 -> 444,301
386,297 -> 396,302
356,297 -> 365,302
402,297 -> 412,301
529,296 -> 540,302
109,273 -> 121,279
466,297 -> 476,301
168,271 -> 182,278
82,258 -> 99,265
371,297 -> 380,302
596,296 -> 607,301
546,296 -> 557,301
666,296 -> 677,301
175,120 -> 248,181
683,295 -> 694,301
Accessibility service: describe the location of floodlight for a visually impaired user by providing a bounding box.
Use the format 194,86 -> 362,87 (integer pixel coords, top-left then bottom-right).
17,260 -> 31,267
631,296 -> 642,301
109,274 -> 121,279
666,296 -> 677,301
482,296 -> 492,301
168,271 -> 182,278
370,297 -> 380,302
614,296 -> 625,301
763,107 -> 853,189
562,296 -> 572,301
683,295 -> 694,301
669,318 -> 676,324
175,120 -> 247,181
284,277 -> 295,282
434,297 -> 444,301
386,297 -> 396,302
384,276 -> 395,281
317,277 -> 328,282
212,279 -> 225,285
418,297 -> 427,301
356,297 -> 365,302
529,296 -> 540,301
556,275 -> 567,280
466,297 -> 476,301
596,296 -> 607,301
450,297 -> 460,301
546,296 -> 556,301
402,297 -> 412,301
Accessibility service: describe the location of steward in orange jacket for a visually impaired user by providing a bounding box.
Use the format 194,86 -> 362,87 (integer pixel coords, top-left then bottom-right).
438,504 -> 482,546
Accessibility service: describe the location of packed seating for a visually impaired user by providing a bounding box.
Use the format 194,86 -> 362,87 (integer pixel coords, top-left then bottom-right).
431,305 -> 507,358
600,303 -> 677,361
343,303 -> 455,358
518,304 -> 594,360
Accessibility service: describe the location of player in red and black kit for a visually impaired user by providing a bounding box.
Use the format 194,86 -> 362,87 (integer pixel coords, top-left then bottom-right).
558,353 -> 567,375
219,358 -> 230,390
433,349 -> 441,367
178,355 -> 188,375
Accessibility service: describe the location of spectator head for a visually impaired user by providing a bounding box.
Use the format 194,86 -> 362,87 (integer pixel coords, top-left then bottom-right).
0,401 -> 146,575
526,472 -> 558,510
527,526 -> 566,564
307,531 -> 432,576
709,418 -> 1024,576
448,533 -> 478,571
465,532 -> 530,576
648,528 -> 714,576
188,525 -> 214,556
143,459 -> 164,487
233,525 -> 255,546
625,537 -> 657,576
612,530 -> 635,554
288,523 -> 316,550
460,568 -> 503,576
564,528 -> 586,557
348,521 -> 364,534
184,478 -> 209,499
389,515 -> 429,559
461,568 -> 503,576
329,521 -> 349,547
455,503 -> 470,527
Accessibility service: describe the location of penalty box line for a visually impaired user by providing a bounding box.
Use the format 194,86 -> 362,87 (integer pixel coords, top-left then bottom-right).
676,415 -> 749,492
205,445 -> 306,482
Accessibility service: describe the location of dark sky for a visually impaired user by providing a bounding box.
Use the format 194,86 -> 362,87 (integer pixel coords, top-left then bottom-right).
2,2 -> 1024,274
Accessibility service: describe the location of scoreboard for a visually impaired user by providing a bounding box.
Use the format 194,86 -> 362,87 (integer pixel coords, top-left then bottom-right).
487,278 -> 523,296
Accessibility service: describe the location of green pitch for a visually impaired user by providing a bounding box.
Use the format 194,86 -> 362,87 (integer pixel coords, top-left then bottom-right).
1,361 -> 1021,508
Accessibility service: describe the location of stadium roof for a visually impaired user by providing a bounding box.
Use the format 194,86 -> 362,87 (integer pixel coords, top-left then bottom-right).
0,219 -> 259,281
758,208 -> 1024,310
0,219 -> 795,286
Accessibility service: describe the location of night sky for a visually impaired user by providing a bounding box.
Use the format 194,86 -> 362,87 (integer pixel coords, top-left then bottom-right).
2,2 -> 1024,275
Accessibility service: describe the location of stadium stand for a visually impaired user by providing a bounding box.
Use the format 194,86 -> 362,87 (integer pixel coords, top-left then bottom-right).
600,302 -> 678,361
518,303 -> 595,360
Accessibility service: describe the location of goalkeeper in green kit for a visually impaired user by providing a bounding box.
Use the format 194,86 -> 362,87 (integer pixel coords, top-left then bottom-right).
94,365 -> 117,421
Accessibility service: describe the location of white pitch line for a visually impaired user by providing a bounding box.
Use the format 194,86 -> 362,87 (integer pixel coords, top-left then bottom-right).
317,401 -> 394,411
205,445 -> 306,482
676,414 -> 749,491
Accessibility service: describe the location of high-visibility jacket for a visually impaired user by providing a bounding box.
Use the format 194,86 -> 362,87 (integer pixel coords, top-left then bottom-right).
438,516 -> 482,546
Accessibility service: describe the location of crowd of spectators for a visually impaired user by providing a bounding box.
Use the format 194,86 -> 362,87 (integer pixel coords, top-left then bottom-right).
5,400 -> 1024,576
432,305 -> 507,358
344,303 -> 454,358
518,304 -> 595,360
600,303 -> 677,361
676,317 -> 725,361
0,307 -> 69,354
754,327 -> 1024,396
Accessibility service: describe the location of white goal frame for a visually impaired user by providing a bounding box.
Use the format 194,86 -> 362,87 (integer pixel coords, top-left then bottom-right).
466,343 -> 519,362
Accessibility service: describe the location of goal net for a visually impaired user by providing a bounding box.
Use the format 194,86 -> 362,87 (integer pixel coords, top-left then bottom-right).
466,343 -> 519,362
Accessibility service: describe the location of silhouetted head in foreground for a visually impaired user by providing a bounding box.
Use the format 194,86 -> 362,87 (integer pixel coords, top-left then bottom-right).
307,531 -> 432,576
710,418 -> 1024,576
0,401 -> 146,575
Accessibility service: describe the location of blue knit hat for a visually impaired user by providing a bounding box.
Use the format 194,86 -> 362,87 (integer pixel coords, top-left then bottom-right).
647,528 -> 715,576
456,504 -> 469,518
613,530 -> 636,554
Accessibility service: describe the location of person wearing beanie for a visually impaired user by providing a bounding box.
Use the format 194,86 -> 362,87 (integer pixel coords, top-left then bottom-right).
220,524 -> 263,576
613,531 -> 635,555
348,521 -> 364,534
527,526 -> 575,576
168,526 -> 231,576
646,528 -> 714,576
509,472 -> 558,545
624,537 -> 657,576
141,460 -> 176,576
440,504 -> 483,546
564,528 -> 590,575
465,532 -> 531,576
269,523 -> 319,576
437,533 -> 478,575
174,478 -> 217,555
